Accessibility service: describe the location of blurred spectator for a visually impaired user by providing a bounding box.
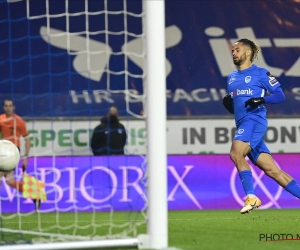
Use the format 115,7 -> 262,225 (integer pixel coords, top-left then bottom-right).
91,106 -> 127,156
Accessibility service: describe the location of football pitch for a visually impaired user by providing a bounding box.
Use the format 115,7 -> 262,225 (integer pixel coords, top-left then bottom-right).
1,209 -> 300,250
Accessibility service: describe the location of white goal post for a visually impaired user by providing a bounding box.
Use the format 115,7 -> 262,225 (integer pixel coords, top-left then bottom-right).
145,0 -> 168,248
0,0 -> 168,249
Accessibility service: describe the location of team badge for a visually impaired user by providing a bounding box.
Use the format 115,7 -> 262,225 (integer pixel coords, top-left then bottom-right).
237,129 -> 244,134
245,76 -> 251,83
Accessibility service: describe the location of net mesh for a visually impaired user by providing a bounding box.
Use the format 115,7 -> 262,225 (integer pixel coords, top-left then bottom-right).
0,0 -> 147,247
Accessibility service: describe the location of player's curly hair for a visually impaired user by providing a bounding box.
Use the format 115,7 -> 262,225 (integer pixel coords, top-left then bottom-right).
237,38 -> 260,63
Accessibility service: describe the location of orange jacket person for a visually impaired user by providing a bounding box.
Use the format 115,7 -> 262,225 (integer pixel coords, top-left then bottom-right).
0,99 -> 40,210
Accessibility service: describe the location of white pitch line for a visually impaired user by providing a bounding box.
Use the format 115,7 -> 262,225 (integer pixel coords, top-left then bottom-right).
1,217 -> 246,225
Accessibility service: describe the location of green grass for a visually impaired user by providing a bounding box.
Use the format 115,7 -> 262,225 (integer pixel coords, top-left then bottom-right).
169,210 -> 300,250
1,209 -> 300,249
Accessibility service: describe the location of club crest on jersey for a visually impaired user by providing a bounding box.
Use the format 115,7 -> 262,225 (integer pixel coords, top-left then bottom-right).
245,76 -> 251,83
238,129 -> 244,134
266,72 -> 278,86
228,77 -> 236,84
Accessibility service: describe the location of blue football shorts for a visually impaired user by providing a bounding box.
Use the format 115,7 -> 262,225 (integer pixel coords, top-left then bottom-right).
233,118 -> 270,165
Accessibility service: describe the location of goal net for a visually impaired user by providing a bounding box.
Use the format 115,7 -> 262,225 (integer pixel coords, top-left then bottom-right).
0,0 -> 167,249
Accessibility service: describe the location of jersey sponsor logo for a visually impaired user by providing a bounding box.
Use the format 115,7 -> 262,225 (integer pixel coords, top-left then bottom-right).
266,72 -> 279,86
245,76 -> 251,83
228,77 -> 236,84
230,88 -> 253,96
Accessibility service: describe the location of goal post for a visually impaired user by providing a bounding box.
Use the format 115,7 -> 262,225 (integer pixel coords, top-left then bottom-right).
0,0 -> 167,249
144,0 -> 168,249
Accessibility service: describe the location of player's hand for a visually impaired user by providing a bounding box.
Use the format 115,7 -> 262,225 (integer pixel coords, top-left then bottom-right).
223,95 -> 233,106
222,95 -> 234,114
244,97 -> 265,108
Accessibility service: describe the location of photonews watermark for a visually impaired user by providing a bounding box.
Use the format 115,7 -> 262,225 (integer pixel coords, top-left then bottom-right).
260,234 -> 300,241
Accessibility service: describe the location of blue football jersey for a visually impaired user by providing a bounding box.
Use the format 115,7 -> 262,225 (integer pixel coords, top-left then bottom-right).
227,64 -> 280,124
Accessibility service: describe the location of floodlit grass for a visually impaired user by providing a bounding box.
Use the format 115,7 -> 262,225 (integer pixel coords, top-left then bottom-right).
169,210 -> 300,250
1,209 -> 300,249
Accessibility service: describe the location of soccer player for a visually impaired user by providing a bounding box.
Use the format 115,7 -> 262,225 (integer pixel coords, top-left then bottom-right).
0,99 -> 40,210
223,38 -> 300,214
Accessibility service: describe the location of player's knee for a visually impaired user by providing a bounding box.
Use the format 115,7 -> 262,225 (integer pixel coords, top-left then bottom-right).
230,151 -> 243,164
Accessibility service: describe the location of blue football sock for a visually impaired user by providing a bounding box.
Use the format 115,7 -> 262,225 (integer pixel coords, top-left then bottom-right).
285,180 -> 300,199
239,170 -> 255,196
